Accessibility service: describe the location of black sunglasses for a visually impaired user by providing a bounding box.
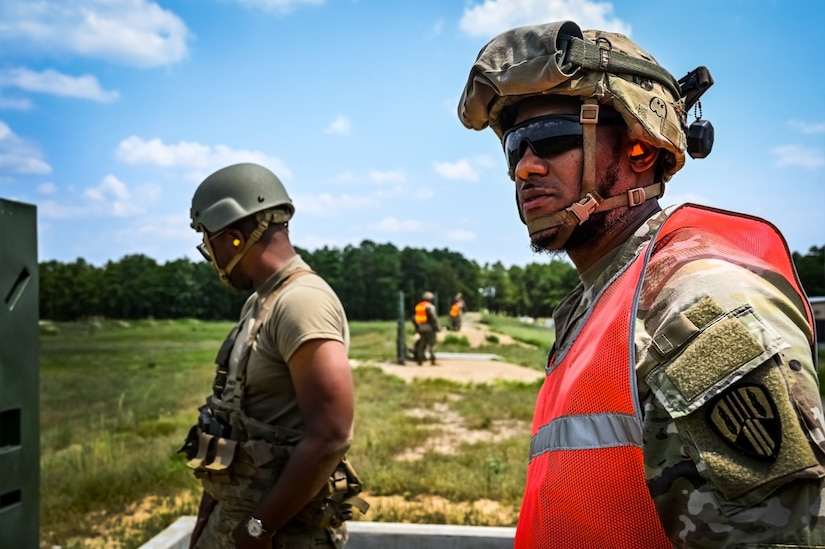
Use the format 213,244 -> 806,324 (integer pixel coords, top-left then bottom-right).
196,228 -> 227,262
502,114 -> 623,178
503,115 -> 582,178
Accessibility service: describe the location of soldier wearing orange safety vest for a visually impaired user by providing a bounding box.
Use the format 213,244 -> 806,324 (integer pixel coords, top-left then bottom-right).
412,291 -> 439,365
449,293 -> 465,332
457,19 -> 825,548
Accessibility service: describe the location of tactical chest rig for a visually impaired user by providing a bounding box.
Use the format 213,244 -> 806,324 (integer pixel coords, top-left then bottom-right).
179,269 -> 368,529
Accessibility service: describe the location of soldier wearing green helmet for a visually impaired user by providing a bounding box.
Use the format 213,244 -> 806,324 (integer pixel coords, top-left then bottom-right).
182,163 -> 368,548
458,20 -> 824,548
190,162 -> 294,291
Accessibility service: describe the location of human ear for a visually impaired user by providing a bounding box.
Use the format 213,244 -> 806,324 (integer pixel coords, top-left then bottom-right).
628,141 -> 659,173
226,230 -> 244,249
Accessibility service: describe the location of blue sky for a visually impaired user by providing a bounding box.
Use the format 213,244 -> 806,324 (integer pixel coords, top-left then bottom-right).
1,0 -> 823,269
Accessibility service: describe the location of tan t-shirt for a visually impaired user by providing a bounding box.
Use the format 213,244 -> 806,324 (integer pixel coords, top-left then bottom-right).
225,255 -> 349,428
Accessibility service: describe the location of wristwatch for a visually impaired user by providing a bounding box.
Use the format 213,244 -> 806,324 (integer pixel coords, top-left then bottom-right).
245,516 -> 272,539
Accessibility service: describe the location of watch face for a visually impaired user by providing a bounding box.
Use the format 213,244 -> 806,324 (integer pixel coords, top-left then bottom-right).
247,517 -> 264,537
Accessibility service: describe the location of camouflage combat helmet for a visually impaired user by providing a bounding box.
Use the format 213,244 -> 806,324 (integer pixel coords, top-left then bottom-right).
190,162 -> 294,288
457,20 -> 713,248
422,291 -> 435,301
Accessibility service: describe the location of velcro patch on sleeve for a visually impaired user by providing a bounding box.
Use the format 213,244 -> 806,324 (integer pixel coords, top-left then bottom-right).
683,295 -> 726,330
646,298 -> 788,418
678,365 -> 818,510
667,316 -> 763,401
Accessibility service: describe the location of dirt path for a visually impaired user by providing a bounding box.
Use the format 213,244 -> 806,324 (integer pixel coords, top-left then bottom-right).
371,359 -> 543,384
353,312 -> 545,384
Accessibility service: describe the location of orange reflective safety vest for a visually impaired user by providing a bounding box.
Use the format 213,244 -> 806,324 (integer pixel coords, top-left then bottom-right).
514,204 -> 814,549
414,301 -> 429,325
450,303 -> 461,317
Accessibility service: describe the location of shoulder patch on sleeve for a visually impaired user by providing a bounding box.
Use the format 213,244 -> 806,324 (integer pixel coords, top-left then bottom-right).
678,363 -> 819,509
706,383 -> 780,462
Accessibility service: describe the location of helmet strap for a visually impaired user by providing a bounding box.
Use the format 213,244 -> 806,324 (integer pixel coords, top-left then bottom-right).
524,99 -> 601,248
214,209 -> 290,289
580,99 -> 599,198
524,100 -> 663,249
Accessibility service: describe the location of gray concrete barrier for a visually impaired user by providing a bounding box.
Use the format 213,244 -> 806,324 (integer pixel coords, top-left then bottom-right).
139,517 -> 516,549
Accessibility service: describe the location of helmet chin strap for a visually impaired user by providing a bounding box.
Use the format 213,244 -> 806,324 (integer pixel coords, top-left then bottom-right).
211,209 -> 290,290
523,99 -> 662,250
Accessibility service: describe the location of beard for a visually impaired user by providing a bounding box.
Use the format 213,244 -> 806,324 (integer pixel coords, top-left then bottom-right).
529,152 -> 622,254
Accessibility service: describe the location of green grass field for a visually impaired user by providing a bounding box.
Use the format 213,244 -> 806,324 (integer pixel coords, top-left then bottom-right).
37,316 -> 825,548
38,316 -> 550,548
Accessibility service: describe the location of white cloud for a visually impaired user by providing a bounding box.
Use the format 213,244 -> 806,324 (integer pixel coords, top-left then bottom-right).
117,137 -> 211,167
771,144 -> 825,170
130,213 -> 193,240
0,68 -> 119,102
434,159 -> 479,181
374,217 -> 424,233
414,187 -> 435,200
38,201 -> 92,220
296,233 -> 350,251
0,120 -> 51,174
447,229 -> 476,242
235,0 -> 324,13
368,170 -> 406,184
115,136 -> 293,180
0,0 -> 190,67
83,174 -> 161,216
459,0 -> 631,39
38,182 -> 58,195
330,170 -> 407,187
789,120 -> 825,134
292,192 -> 379,216
41,173 -> 161,219
0,94 -> 33,110
324,114 -> 351,135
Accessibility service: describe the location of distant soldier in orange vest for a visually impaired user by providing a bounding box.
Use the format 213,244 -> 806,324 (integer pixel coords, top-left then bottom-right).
449,293 -> 465,332
412,291 -> 439,365
458,19 -> 825,548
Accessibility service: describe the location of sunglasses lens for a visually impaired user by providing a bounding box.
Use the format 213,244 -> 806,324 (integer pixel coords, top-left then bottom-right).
530,135 -> 583,158
503,115 -> 583,177
197,242 -> 211,262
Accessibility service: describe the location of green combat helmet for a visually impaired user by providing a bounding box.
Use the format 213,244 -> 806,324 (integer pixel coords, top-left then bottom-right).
457,20 -> 714,249
190,162 -> 294,288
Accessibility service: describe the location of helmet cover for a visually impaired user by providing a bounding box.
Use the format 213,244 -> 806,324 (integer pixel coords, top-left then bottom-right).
457,20 -> 688,181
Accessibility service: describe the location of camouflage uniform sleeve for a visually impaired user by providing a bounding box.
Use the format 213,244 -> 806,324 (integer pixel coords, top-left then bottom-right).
636,257 -> 825,547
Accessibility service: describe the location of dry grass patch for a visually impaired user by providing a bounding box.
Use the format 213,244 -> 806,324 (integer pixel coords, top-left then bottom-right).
395,401 -> 530,462
362,493 -> 518,526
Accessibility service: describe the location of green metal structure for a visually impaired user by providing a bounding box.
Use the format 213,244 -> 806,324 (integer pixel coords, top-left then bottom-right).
396,290 -> 406,365
0,198 -> 39,547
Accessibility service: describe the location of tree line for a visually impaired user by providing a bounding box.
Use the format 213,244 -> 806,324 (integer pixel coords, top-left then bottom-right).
38,242 -> 824,322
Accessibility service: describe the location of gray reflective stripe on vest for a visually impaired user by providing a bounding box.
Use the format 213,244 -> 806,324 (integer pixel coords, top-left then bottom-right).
529,412 -> 642,462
